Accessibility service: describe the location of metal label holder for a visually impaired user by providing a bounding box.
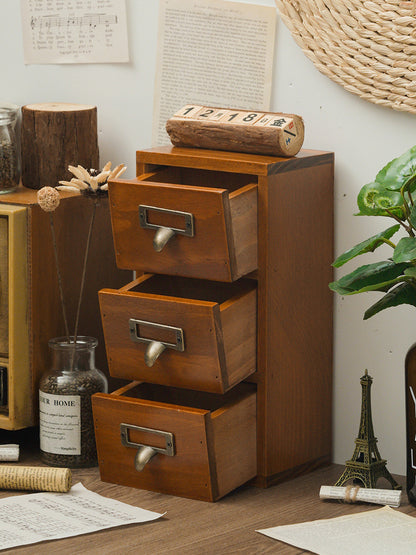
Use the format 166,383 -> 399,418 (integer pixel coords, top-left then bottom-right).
120,423 -> 175,471
129,318 -> 185,367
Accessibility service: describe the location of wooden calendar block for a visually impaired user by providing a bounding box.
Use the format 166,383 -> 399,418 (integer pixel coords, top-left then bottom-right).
166,105 -> 304,156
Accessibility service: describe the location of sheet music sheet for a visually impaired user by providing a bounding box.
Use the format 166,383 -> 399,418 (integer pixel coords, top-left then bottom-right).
20,0 -> 129,64
153,0 -> 276,145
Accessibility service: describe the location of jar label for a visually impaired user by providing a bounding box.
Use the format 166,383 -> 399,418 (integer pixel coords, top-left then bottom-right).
39,391 -> 81,455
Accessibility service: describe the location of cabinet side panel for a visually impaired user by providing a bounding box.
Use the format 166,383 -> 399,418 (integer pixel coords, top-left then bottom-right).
0,216 -> 8,356
220,288 -> 257,389
210,391 -> 257,499
229,183 -> 258,279
9,208 -> 30,427
0,206 -> 30,429
30,196 -> 131,405
257,158 -> 334,479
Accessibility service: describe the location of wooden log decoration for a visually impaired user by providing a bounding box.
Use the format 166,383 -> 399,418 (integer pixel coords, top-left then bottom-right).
21,103 -> 99,190
166,105 -> 304,157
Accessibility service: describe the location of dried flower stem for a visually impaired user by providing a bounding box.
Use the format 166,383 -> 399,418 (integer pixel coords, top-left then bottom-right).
49,213 -> 70,340
37,161 -> 125,355
73,198 -> 98,347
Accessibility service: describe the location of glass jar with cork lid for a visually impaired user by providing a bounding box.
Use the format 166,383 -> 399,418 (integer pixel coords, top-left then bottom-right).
0,103 -> 20,194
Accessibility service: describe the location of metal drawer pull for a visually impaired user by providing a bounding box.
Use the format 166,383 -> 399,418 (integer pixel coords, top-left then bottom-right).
153,226 -> 176,252
120,423 -> 175,471
135,446 -> 158,471
139,204 -> 194,252
144,341 -> 166,367
129,318 -> 185,367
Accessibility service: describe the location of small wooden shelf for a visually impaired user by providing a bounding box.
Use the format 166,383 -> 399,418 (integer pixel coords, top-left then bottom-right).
0,187 -> 131,430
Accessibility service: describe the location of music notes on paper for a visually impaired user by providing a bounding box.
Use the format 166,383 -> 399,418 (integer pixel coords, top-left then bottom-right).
20,0 -> 129,64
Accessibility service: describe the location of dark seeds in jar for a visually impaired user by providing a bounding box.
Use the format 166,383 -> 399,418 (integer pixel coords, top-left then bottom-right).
0,139 -> 18,192
40,371 -> 104,468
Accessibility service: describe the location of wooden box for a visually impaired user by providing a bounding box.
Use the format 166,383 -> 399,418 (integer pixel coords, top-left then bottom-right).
0,187 -> 131,430
93,381 -> 257,501
96,146 -> 334,496
99,274 -> 257,393
108,167 -> 258,282
0,204 -> 29,429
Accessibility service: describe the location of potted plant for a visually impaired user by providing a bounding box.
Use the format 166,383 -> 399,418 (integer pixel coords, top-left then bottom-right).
329,145 -> 416,505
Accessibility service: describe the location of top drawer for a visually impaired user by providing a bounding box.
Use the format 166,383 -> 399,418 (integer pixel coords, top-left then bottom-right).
108,167 -> 258,282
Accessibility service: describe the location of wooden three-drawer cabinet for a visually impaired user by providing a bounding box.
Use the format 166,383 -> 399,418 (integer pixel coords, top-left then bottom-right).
92,146 -> 334,501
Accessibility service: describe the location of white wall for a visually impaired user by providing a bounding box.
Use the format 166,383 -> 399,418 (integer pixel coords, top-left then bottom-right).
1,0 -> 415,474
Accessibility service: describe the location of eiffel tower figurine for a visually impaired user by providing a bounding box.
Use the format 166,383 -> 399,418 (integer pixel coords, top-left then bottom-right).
335,370 -> 401,490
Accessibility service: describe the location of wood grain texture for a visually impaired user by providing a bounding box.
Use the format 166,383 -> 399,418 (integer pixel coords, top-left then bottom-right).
29,194 -> 130,396
0,205 -> 29,429
21,103 -> 99,190
0,215 -> 9,355
0,436 -> 411,555
229,183 -> 258,279
166,113 -> 304,157
210,390 -> 257,498
136,145 -> 333,177
109,178 -> 231,281
93,388 -> 215,501
93,382 -> 256,501
220,287 -> 257,389
109,173 -> 257,281
0,187 -> 131,429
99,275 -> 257,393
133,147 -> 334,487
255,161 -> 334,482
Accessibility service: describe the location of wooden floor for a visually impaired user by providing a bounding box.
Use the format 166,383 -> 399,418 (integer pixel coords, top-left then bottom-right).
1,428 -> 415,554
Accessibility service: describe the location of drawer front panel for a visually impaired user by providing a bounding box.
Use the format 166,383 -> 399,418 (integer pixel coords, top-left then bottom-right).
110,180 -> 232,280
92,382 -> 257,501
99,277 -> 257,393
93,391 -> 215,501
100,288 -> 225,392
109,178 -> 257,281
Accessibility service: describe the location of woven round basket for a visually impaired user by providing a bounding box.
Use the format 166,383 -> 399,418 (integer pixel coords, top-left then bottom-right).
275,0 -> 416,114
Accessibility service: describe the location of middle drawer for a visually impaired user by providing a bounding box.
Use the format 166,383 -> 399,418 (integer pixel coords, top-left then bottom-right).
99,274 -> 257,394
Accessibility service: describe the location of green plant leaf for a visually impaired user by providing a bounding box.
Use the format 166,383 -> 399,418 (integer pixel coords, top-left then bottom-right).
329,260 -> 408,295
375,145 -> 416,192
405,266 -> 416,278
330,145 -> 416,318
393,237 -> 416,263
332,224 -> 400,268
356,181 -> 405,217
363,282 -> 416,319
409,203 -> 416,229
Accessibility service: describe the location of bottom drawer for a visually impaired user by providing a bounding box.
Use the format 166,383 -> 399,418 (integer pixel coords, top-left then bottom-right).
92,382 -> 256,501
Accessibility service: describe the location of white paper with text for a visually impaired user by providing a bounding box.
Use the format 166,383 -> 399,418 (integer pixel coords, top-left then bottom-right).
257,506 -> 416,554
0,483 -> 163,550
153,0 -> 276,145
319,485 -> 402,507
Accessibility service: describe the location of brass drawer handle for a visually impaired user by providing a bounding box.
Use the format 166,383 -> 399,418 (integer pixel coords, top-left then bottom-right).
129,318 -> 185,367
120,423 -> 175,471
138,204 -> 194,252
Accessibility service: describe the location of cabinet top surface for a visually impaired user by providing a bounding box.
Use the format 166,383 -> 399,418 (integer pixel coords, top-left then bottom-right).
0,186 -> 78,206
136,146 -> 333,176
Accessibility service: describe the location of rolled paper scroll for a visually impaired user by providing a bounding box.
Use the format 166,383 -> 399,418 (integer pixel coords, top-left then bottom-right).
0,444 -> 19,462
0,465 -> 72,492
319,485 -> 402,508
